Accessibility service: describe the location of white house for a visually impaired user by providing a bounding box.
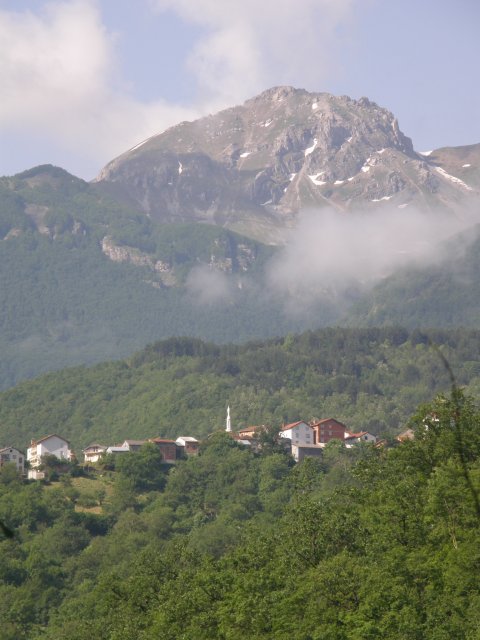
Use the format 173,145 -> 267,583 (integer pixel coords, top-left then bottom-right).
27,434 -> 73,469
82,444 -> 107,464
279,421 -> 315,447
0,447 -> 25,475
344,431 -> 377,447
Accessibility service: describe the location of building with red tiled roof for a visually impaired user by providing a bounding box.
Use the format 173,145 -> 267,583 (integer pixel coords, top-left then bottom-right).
396,428 -> 415,442
27,434 -> 73,470
149,438 -> 178,463
278,421 -> 314,447
344,431 -> 377,446
310,418 -> 347,444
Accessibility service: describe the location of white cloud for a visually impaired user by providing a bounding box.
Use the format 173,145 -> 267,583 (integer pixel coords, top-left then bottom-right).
0,0 -> 360,178
151,0 -> 357,104
0,0 -> 197,178
186,265 -> 231,304
266,206 -> 471,303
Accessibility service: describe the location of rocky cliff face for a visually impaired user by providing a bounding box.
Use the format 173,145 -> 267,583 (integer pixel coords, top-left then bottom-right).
94,87 -> 479,244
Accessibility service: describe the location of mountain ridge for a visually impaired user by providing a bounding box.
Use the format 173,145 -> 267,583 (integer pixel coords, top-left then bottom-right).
93,86 -> 479,244
0,86 -> 480,388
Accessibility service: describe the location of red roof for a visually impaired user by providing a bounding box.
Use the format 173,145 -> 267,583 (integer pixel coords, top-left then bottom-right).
280,421 -> 309,432
150,438 -> 176,444
312,418 -> 346,427
31,434 -> 70,446
344,431 -> 369,439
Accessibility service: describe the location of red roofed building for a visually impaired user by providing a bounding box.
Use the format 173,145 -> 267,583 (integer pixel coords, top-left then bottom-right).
149,438 -> 178,463
278,421 -> 314,447
27,434 -> 73,469
344,431 -> 377,447
237,425 -> 267,439
310,418 -> 348,444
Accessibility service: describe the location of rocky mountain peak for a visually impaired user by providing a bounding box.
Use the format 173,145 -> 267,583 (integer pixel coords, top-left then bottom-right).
94,87 -> 478,244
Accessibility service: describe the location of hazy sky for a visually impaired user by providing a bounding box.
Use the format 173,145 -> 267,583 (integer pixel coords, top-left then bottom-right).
1,0 -> 479,180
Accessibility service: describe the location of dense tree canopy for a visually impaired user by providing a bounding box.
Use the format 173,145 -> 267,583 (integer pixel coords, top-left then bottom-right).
0,389 -> 479,639
1,327 -> 480,451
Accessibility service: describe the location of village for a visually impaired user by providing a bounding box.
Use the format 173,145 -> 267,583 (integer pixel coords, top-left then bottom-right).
0,406 -> 416,480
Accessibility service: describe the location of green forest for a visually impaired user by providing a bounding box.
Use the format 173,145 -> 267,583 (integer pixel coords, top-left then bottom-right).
1,327 -> 480,452
1,388 -> 479,638
0,165 -> 328,389
1,164 -> 480,639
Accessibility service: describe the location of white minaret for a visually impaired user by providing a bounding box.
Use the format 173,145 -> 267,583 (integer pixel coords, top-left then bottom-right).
226,405 -> 231,432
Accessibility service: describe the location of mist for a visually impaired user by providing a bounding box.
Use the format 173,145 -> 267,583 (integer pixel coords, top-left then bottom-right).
265,204 -> 480,313
186,264 -> 231,305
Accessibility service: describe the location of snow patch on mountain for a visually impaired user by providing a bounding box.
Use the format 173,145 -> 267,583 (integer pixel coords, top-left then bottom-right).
309,173 -> 326,186
304,139 -> 317,156
129,137 -> 152,152
435,166 -> 472,191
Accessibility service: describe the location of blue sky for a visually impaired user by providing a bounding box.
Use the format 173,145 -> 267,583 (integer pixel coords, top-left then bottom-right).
0,0 -> 479,180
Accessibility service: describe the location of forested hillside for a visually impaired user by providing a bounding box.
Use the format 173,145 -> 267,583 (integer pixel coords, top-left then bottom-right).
1,389 -> 479,638
347,224 -> 480,328
2,327 -> 480,451
0,165 -> 343,389
2,162 -> 480,391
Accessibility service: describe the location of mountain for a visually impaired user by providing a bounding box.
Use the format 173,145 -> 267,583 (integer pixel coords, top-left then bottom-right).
95,86 -> 479,243
1,87 -> 480,388
0,165 -> 306,389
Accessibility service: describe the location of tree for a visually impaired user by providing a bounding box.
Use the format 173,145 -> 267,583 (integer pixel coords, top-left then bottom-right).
115,443 -> 167,492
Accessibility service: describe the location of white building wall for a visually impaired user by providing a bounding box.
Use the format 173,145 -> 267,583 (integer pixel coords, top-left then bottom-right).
28,436 -> 71,468
279,422 -> 314,446
0,448 -> 25,474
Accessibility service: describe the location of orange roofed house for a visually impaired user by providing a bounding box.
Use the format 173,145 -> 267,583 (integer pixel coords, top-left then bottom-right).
27,434 -> 73,469
278,421 -> 326,461
344,431 -> 377,447
278,421 -> 314,446
310,418 -> 348,444
149,438 -> 178,463
235,425 -> 271,443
